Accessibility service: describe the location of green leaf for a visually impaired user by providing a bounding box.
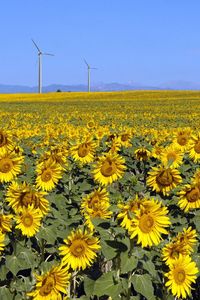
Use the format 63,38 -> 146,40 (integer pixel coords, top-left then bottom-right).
36,225 -> 57,244
143,260 -> 157,278
6,255 -> 23,276
0,264 -> 9,280
84,277 -> 95,296
101,239 -> 117,260
0,286 -> 13,300
120,251 -> 138,274
94,272 -> 121,299
132,274 -> 156,300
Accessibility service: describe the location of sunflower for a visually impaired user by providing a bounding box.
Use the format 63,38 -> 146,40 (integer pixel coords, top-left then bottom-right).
188,132 -> 200,162
178,184 -> 200,212
151,145 -> 164,159
165,255 -> 198,299
134,147 -> 151,161
70,138 -> 96,165
59,228 -> 100,270
0,129 -> 14,154
147,165 -> 182,196
81,188 -> 112,231
6,181 -> 49,215
0,232 -> 5,254
15,205 -> 43,237
36,159 -> 63,191
27,262 -> 70,300
129,199 -> 170,248
192,169 -> 200,188
107,138 -> 121,154
87,120 -> 96,130
162,241 -> 190,267
39,145 -> 68,169
162,227 -> 197,266
118,132 -> 132,148
0,150 -> 24,183
93,153 -> 126,186
173,129 -> 191,151
160,145 -> 183,168
176,227 -> 197,253
117,195 -> 152,232
0,213 -> 13,233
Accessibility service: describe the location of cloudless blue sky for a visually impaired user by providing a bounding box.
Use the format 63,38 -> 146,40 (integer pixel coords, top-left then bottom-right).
1,0 -> 200,86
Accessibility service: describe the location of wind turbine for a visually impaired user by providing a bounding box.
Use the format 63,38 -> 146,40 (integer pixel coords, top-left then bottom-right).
32,39 -> 54,93
84,59 -> 97,92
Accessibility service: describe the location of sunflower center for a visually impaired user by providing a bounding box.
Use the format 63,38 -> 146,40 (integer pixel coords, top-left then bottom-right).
78,143 -> 90,158
156,169 -> 173,186
22,213 -> 33,227
177,134 -> 188,146
0,132 -> 7,147
88,121 -> 95,128
186,187 -> 200,202
21,192 -> 38,207
194,141 -> 200,154
136,150 -> 148,160
121,134 -> 129,142
88,195 -> 100,208
139,214 -> 155,233
174,268 -> 186,284
40,275 -> 55,296
41,169 -> 52,182
101,158 -> 117,177
170,248 -> 180,259
167,152 -> 177,162
0,158 -> 13,173
70,240 -> 86,257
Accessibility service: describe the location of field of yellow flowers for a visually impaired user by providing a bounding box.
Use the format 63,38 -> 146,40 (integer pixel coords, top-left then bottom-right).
1,90 -> 200,300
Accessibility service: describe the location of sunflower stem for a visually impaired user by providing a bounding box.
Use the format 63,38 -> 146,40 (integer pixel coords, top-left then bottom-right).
127,271 -> 132,299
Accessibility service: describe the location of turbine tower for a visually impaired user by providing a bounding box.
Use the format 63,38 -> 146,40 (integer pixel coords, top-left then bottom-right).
32,39 -> 54,94
84,59 -> 97,92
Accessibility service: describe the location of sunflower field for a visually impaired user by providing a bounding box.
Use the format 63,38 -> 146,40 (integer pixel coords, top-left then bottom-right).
1,90 -> 200,300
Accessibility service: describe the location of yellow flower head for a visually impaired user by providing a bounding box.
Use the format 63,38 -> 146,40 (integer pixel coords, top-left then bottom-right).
70,139 -> 96,165
188,132 -> 200,162
0,150 -> 24,183
0,231 -> 5,254
81,188 -> 112,231
15,205 -> 43,237
59,228 -> 101,270
173,129 -> 191,151
160,145 -> 184,168
134,147 -> 151,161
147,165 -> 182,196
36,159 -> 63,192
0,213 -> 13,233
0,129 -> 14,154
6,181 -> 49,215
165,255 -> 198,299
162,227 -> 197,266
178,184 -> 200,212
129,199 -> 170,248
27,263 -> 70,300
93,153 -> 126,186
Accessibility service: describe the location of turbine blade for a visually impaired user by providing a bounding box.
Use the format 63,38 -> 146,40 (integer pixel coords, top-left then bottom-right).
31,39 -> 41,52
43,53 -> 54,56
91,67 -> 98,70
83,58 -> 89,67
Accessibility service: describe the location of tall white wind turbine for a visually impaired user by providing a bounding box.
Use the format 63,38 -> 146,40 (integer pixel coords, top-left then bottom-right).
84,59 -> 97,92
32,39 -> 54,93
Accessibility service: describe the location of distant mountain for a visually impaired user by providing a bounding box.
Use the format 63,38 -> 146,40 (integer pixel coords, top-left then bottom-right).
159,80 -> 200,90
0,80 -> 200,93
0,82 -> 158,93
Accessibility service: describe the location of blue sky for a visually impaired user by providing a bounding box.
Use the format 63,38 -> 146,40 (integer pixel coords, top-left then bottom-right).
1,0 -> 200,86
